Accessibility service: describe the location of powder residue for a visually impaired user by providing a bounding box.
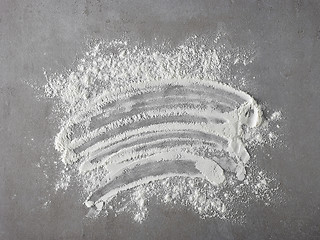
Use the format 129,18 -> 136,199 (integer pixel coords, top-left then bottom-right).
44,34 -> 282,222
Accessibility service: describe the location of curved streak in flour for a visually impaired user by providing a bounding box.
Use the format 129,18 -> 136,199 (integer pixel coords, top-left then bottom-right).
86,153 -> 225,205
55,79 -> 263,209
79,134 -> 227,172
95,84 -> 244,116
90,99 -> 228,130
68,81 -> 248,130
73,114 -> 214,153
89,130 -> 228,162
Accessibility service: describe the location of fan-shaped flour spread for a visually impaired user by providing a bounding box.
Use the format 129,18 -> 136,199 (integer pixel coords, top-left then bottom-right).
44,35 -> 281,222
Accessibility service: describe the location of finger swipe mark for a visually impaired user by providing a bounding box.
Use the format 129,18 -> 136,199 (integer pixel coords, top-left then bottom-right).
55,79 -> 262,208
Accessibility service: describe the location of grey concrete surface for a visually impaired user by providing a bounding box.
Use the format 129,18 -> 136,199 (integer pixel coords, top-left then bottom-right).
1,0 -> 320,239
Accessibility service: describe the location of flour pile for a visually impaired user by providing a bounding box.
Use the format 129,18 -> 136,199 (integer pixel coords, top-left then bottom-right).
45,35 -> 281,222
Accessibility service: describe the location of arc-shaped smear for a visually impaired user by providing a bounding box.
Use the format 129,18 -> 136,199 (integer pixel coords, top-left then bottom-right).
88,84 -> 243,130
74,114 -> 214,153
90,100 -> 228,130
94,84 -> 243,120
55,79 -> 262,209
79,130 -> 228,172
85,152 -> 225,206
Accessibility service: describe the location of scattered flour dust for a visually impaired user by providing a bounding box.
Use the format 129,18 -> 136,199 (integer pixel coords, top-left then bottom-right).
44,34 -> 283,223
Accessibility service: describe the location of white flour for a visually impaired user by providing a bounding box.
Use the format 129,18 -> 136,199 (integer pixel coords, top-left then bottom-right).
44,34 -> 282,222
